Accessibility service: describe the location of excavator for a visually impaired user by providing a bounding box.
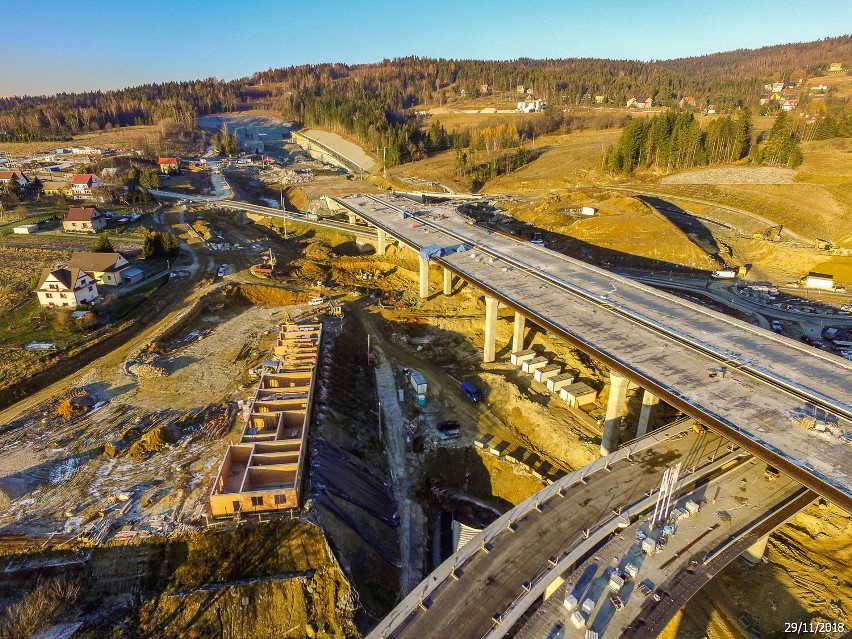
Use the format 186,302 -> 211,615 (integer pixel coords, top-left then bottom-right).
752,225 -> 783,241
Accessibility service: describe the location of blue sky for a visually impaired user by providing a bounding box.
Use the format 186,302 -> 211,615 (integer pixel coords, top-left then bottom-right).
1,0 -> 849,97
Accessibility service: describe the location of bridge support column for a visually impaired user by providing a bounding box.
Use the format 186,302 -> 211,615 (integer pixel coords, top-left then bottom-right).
443,268 -> 453,296
419,257 -> 430,299
636,389 -> 660,437
601,371 -> 629,456
347,212 -> 357,224
741,533 -> 770,565
484,296 -> 499,363
512,312 -> 526,353
376,228 -> 387,256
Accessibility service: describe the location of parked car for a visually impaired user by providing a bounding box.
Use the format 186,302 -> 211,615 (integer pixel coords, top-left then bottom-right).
770,320 -> 783,334
436,419 -> 461,440
217,264 -> 228,277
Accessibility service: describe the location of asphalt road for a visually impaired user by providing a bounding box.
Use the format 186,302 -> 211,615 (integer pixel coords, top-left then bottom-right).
390,431 -> 730,639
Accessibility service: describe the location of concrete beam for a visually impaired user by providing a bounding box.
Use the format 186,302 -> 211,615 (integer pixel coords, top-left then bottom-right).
484,296 -> 499,363
601,371 -> 629,456
636,389 -> 660,437
443,267 -> 453,296
419,257 -> 430,299
512,312 -> 527,353
741,533 -> 770,564
377,228 -> 387,256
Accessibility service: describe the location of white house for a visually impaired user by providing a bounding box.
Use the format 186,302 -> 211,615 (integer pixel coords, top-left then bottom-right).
70,173 -> 104,198
67,252 -> 131,286
0,170 -> 30,192
63,207 -> 108,233
35,268 -> 99,308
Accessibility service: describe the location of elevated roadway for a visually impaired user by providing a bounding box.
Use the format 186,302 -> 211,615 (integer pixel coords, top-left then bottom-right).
335,194 -> 852,512
366,425 -> 744,639
515,462 -> 812,639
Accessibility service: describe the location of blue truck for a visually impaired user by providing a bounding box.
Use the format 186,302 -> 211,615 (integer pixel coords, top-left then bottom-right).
461,381 -> 481,402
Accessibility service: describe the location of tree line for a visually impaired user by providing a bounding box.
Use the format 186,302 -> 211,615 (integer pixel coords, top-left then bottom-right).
603,109 -> 808,175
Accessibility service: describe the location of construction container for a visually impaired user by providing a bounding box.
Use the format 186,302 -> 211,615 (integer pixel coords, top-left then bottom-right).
585,630 -> 599,639
625,563 -> 638,579
521,356 -> 548,373
671,507 -> 689,521
642,537 -> 657,555
534,364 -> 562,383
685,500 -> 700,515
581,598 -> 595,615
570,611 -> 587,629
609,573 -> 625,592
409,370 -> 427,395
563,594 -> 578,611
559,382 -> 598,407
547,372 -> 576,392
475,433 -> 494,449
510,349 -> 536,366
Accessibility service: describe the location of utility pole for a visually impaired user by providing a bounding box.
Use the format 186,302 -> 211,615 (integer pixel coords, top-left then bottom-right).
378,400 -> 382,444
382,147 -> 387,180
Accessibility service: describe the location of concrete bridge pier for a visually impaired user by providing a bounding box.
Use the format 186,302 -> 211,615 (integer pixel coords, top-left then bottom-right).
419,257 -> 430,299
347,212 -> 358,224
376,228 -> 387,255
512,312 -> 526,352
484,296 -> 499,363
601,371 -> 629,456
443,268 -> 453,295
636,389 -> 660,437
741,533 -> 771,564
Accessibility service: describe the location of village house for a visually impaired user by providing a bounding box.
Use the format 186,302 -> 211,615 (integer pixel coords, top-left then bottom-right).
63,207 -> 108,233
628,95 -> 651,109
70,173 -> 104,198
781,99 -> 799,112
67,252 -> 131,286
828,62 -> 844,73
679,96 -> 697,108
41,178 -> 71,196
594,94 -> 605,104
35,268 -> 99,308
0,170 -> 30,193
158,157 -> 180,175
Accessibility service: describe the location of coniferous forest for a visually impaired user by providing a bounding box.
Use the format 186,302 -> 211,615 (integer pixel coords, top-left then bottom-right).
1,36 -> 850,172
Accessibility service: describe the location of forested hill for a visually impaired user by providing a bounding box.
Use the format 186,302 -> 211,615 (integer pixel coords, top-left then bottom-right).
1,36 -> 849,140
656,35 -> 852,79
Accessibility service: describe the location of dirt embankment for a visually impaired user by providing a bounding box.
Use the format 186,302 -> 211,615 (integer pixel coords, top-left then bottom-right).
0,521 -> 359,639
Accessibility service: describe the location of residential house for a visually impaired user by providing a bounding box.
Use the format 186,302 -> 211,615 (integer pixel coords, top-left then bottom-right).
594,95 -> 605,104
158,157 -> 180,175
70,173 -> 104,198
829,62 -> 844,73
810,84 -> 828,93
770,82 -> 785,93
63,207 -> 107,233
67,252 -> 131,286
679,96 -> 697,108
0,170 -> 30,192
629,96 -> 651,109
516,84 -> 526,94
781,99 -> 799,112
770,92 -> 782,101
41,179 -> 71,196
35,268 -> 99,308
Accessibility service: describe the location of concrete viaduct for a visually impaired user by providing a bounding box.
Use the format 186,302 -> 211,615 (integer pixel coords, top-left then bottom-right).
333,193 -> 852,514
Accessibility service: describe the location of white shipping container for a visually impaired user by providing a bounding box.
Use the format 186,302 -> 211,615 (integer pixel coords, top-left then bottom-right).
570,611 -> 587,629
685,500 -> 700,515
534,364 -> 562,382
510,349 -> 536,366
581,598 -> 595,614
409,370 -> 427,395
609,573 -> 625,592
563,594 -> 578,611
521,356 -> 548,373
642,537 -> 657,555
547,372 -> 576,392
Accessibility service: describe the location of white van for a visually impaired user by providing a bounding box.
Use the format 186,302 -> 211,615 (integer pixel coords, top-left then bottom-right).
308,297 -> 325,306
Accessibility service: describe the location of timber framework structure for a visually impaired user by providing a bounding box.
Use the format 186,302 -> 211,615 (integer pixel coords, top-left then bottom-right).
209,323 -> 322,516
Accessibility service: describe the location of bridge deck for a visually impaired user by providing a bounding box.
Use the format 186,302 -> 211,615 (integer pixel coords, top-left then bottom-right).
337,194 -> 852,509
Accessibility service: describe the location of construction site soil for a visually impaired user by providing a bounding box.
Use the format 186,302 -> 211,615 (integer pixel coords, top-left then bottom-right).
2,116 -> 851,637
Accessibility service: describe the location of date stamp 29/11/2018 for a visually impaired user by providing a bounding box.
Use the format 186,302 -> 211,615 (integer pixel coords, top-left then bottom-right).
782,621 -> 846,635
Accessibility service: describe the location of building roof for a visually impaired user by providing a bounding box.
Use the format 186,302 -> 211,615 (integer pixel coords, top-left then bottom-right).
71,173 -> 95,186
36,267 -> 86,291
158,157 -> 178,164
68,252 -> 128,273
0,170 -> 22,181
65,207 -> 103,222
